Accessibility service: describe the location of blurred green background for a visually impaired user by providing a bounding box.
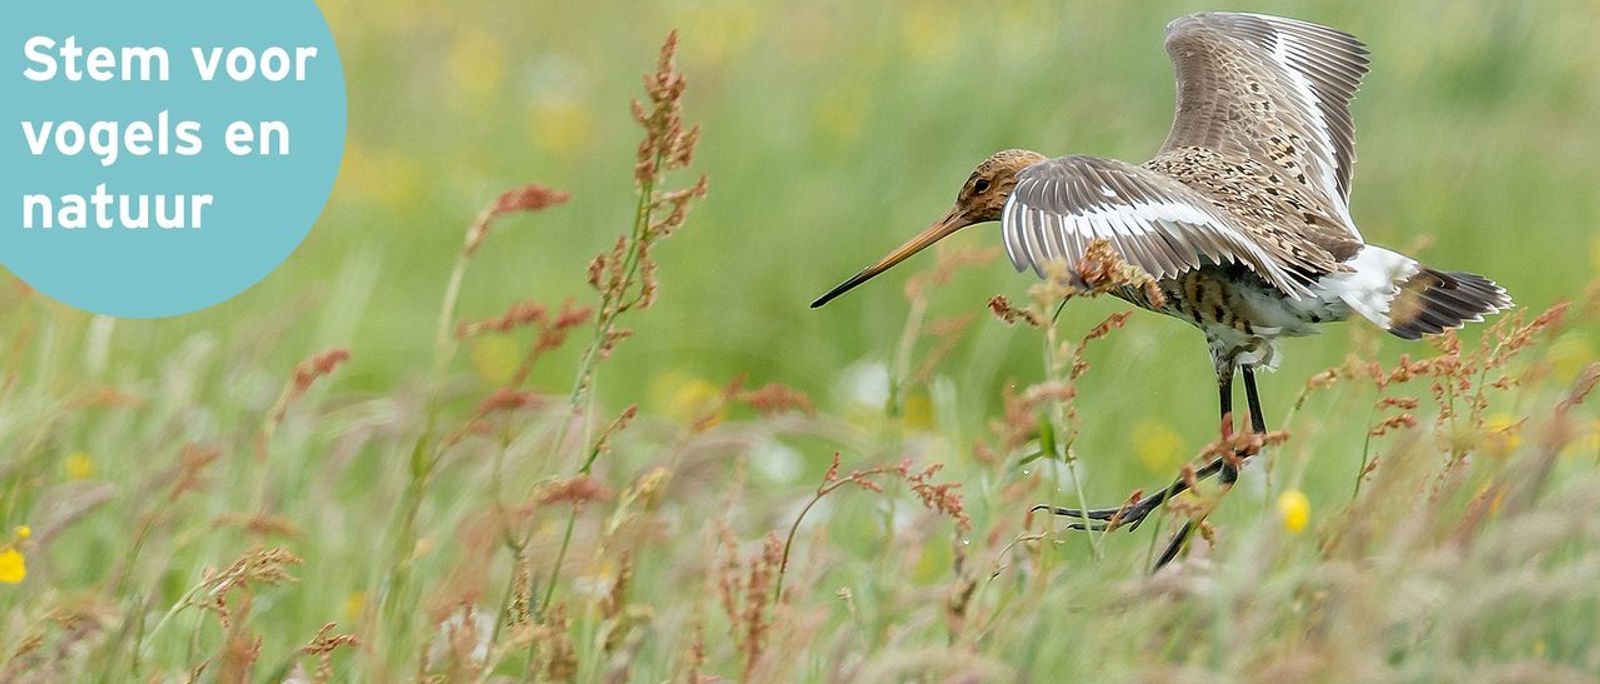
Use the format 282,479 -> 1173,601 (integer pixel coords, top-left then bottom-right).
18,0 -> 1599,489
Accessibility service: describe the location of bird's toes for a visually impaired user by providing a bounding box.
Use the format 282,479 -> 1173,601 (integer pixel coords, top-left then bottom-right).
1034,504 -> 1117,521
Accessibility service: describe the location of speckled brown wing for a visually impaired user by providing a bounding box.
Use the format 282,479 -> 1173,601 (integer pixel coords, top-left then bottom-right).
1144,146 -> 1360,280
1161,12 -> 1370,236
1001,155 -> 1325,298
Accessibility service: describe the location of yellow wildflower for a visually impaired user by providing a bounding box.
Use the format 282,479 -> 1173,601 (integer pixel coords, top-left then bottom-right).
65,452 -> 94,480
1133,419 -> 1185,474
12,526 -> 29,541
1276,490 -> 1311,534
0,548 -> 25,584
650,372 -> 725,427
344,592 -> 367,622
469,334 -> 522,385
1483,414 -> 1522,457
902,392 -> 935,432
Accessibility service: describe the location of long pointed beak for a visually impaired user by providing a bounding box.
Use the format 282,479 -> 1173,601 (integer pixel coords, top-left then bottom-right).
811,208 -> 972,308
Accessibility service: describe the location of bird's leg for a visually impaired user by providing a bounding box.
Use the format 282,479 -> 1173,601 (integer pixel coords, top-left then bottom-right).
1036,372 -> 1237,532
1243,365 -> 1267,434
1153,367 -> 1268,570
1218,372 -> 1239,486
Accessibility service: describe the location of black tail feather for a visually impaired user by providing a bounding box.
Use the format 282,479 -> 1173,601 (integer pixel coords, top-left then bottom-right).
1387,268 -> 1513,340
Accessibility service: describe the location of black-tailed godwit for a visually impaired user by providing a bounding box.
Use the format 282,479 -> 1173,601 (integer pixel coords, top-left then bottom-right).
811,12 -> 1511,569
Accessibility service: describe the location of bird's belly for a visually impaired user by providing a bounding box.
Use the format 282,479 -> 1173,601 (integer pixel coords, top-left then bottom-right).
1117,267 -> 1353,339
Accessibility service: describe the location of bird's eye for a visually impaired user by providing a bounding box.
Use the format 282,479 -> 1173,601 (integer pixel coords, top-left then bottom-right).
973,178 -> 991,193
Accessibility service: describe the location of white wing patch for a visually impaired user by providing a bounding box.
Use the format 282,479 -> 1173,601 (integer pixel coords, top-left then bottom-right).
1000,160 -> 1318,299
1248,13 -> 1359,233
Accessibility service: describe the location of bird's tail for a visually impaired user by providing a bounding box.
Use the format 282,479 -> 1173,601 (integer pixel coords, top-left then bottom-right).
1328,246 -> 1513,340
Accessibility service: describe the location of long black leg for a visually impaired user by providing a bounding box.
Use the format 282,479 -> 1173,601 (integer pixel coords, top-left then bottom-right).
1153,523 -> 1188,568
1153,367 -> 1268,571
1218,372 -> 1239,486
1243,367 -> 1266,433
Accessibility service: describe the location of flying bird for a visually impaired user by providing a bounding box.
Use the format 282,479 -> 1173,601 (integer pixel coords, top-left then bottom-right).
810,12 -> 1511,568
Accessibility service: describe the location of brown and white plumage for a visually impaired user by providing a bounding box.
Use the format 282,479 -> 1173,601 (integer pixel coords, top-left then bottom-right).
1001,153 -> 1351,299
986,12 -> 1509,371
811,12 -> 1514,566
814,11 -> 1511,374
1003,12 -> 1372,300
1161,12 -> 1369,227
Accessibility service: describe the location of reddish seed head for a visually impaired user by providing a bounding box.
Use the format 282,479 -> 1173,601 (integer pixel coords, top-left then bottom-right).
537,477 -> 614,508
291,348 -> 351,397
493,184 -> 569,217
464,183 -> 571,257
475,388 -> 542,416
738,383 -> 816,417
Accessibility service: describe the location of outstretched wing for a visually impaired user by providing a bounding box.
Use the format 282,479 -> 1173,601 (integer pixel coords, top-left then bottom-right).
1002,155 -> 1321,298
1161,12 -> 1370,234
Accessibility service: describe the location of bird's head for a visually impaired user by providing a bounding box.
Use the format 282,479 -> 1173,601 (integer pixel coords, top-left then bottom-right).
811,149 -> 1048,308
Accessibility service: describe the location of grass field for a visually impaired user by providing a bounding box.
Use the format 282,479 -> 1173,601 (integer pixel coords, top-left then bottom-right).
3,0 -> 1600,681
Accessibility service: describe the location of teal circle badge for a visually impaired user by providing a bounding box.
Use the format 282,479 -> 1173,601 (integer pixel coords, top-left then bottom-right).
2,1 -> 347,318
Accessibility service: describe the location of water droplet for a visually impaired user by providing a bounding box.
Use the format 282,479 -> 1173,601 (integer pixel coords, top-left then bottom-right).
961,538 -> 970,546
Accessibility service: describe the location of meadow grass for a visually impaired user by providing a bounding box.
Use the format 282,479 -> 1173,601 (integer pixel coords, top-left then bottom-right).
3,1 -> 1600,681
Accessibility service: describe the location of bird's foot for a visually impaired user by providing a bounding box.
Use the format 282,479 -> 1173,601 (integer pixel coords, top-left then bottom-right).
1032,454 -> 1238,534
1032,490 -> 1168,533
